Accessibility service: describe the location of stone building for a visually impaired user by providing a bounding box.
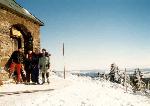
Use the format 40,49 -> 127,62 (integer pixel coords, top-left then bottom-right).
0,0 -> 44,68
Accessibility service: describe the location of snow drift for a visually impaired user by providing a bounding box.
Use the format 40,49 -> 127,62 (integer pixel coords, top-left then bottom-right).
0,72 -> 150,106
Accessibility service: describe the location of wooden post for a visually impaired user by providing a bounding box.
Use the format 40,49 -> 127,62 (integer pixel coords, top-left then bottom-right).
125,68 -> 127,92
148,81 -> 150,90
63,66 -> 66,79
63,43 -> 66,79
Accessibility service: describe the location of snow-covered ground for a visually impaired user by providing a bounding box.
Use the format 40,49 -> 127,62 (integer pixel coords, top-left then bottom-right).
0,72 -> 150,106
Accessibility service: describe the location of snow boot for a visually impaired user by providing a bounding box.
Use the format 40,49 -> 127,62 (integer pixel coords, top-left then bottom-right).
42,73 -> 45,84
9,72 -> 13,78
46,72 -> 50,84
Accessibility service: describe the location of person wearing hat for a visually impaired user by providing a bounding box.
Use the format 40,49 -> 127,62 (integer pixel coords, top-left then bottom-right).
39,48 -> 50,84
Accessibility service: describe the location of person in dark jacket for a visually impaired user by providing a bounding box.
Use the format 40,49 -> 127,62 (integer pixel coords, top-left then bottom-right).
31,48 -> 40,84
9,47 -> 25,83
25,50 -> 33,84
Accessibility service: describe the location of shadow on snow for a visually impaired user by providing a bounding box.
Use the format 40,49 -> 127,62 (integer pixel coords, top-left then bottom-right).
0,88 -> 54,97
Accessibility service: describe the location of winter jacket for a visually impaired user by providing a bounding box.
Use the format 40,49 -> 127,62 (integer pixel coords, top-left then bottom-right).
24,53 -> 33,70
10,51 -> 25,64
39,55 -> 50,72
32,53 -> 39,66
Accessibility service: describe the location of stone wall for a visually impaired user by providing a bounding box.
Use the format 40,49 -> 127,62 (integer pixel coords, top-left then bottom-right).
0,7 -> 41,67
0,72 -> 9,81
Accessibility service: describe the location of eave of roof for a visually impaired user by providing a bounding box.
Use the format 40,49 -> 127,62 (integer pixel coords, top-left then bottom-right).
0,0 -> 44,26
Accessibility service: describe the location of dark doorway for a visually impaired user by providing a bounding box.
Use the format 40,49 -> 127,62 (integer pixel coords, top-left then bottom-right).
10,24 -> 33,54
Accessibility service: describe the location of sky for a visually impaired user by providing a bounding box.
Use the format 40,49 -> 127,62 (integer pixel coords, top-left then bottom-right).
16,0 -> 150,71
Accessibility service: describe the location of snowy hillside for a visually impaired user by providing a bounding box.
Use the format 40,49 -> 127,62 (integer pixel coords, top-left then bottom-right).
0,72 -> 150,106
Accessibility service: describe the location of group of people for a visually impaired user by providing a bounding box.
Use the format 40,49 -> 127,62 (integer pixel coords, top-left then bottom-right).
9,47 -> 50,85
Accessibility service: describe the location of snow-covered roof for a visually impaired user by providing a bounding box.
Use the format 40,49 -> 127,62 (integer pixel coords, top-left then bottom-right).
0,0 -> 44,26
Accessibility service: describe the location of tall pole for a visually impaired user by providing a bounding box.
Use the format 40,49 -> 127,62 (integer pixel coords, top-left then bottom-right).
63,43 -> 66,79
125,68 -> 127,92
148,81 -> 150,90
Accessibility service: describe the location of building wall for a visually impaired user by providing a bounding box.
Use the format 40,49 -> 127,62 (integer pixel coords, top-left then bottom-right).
0,7 -> 41,67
